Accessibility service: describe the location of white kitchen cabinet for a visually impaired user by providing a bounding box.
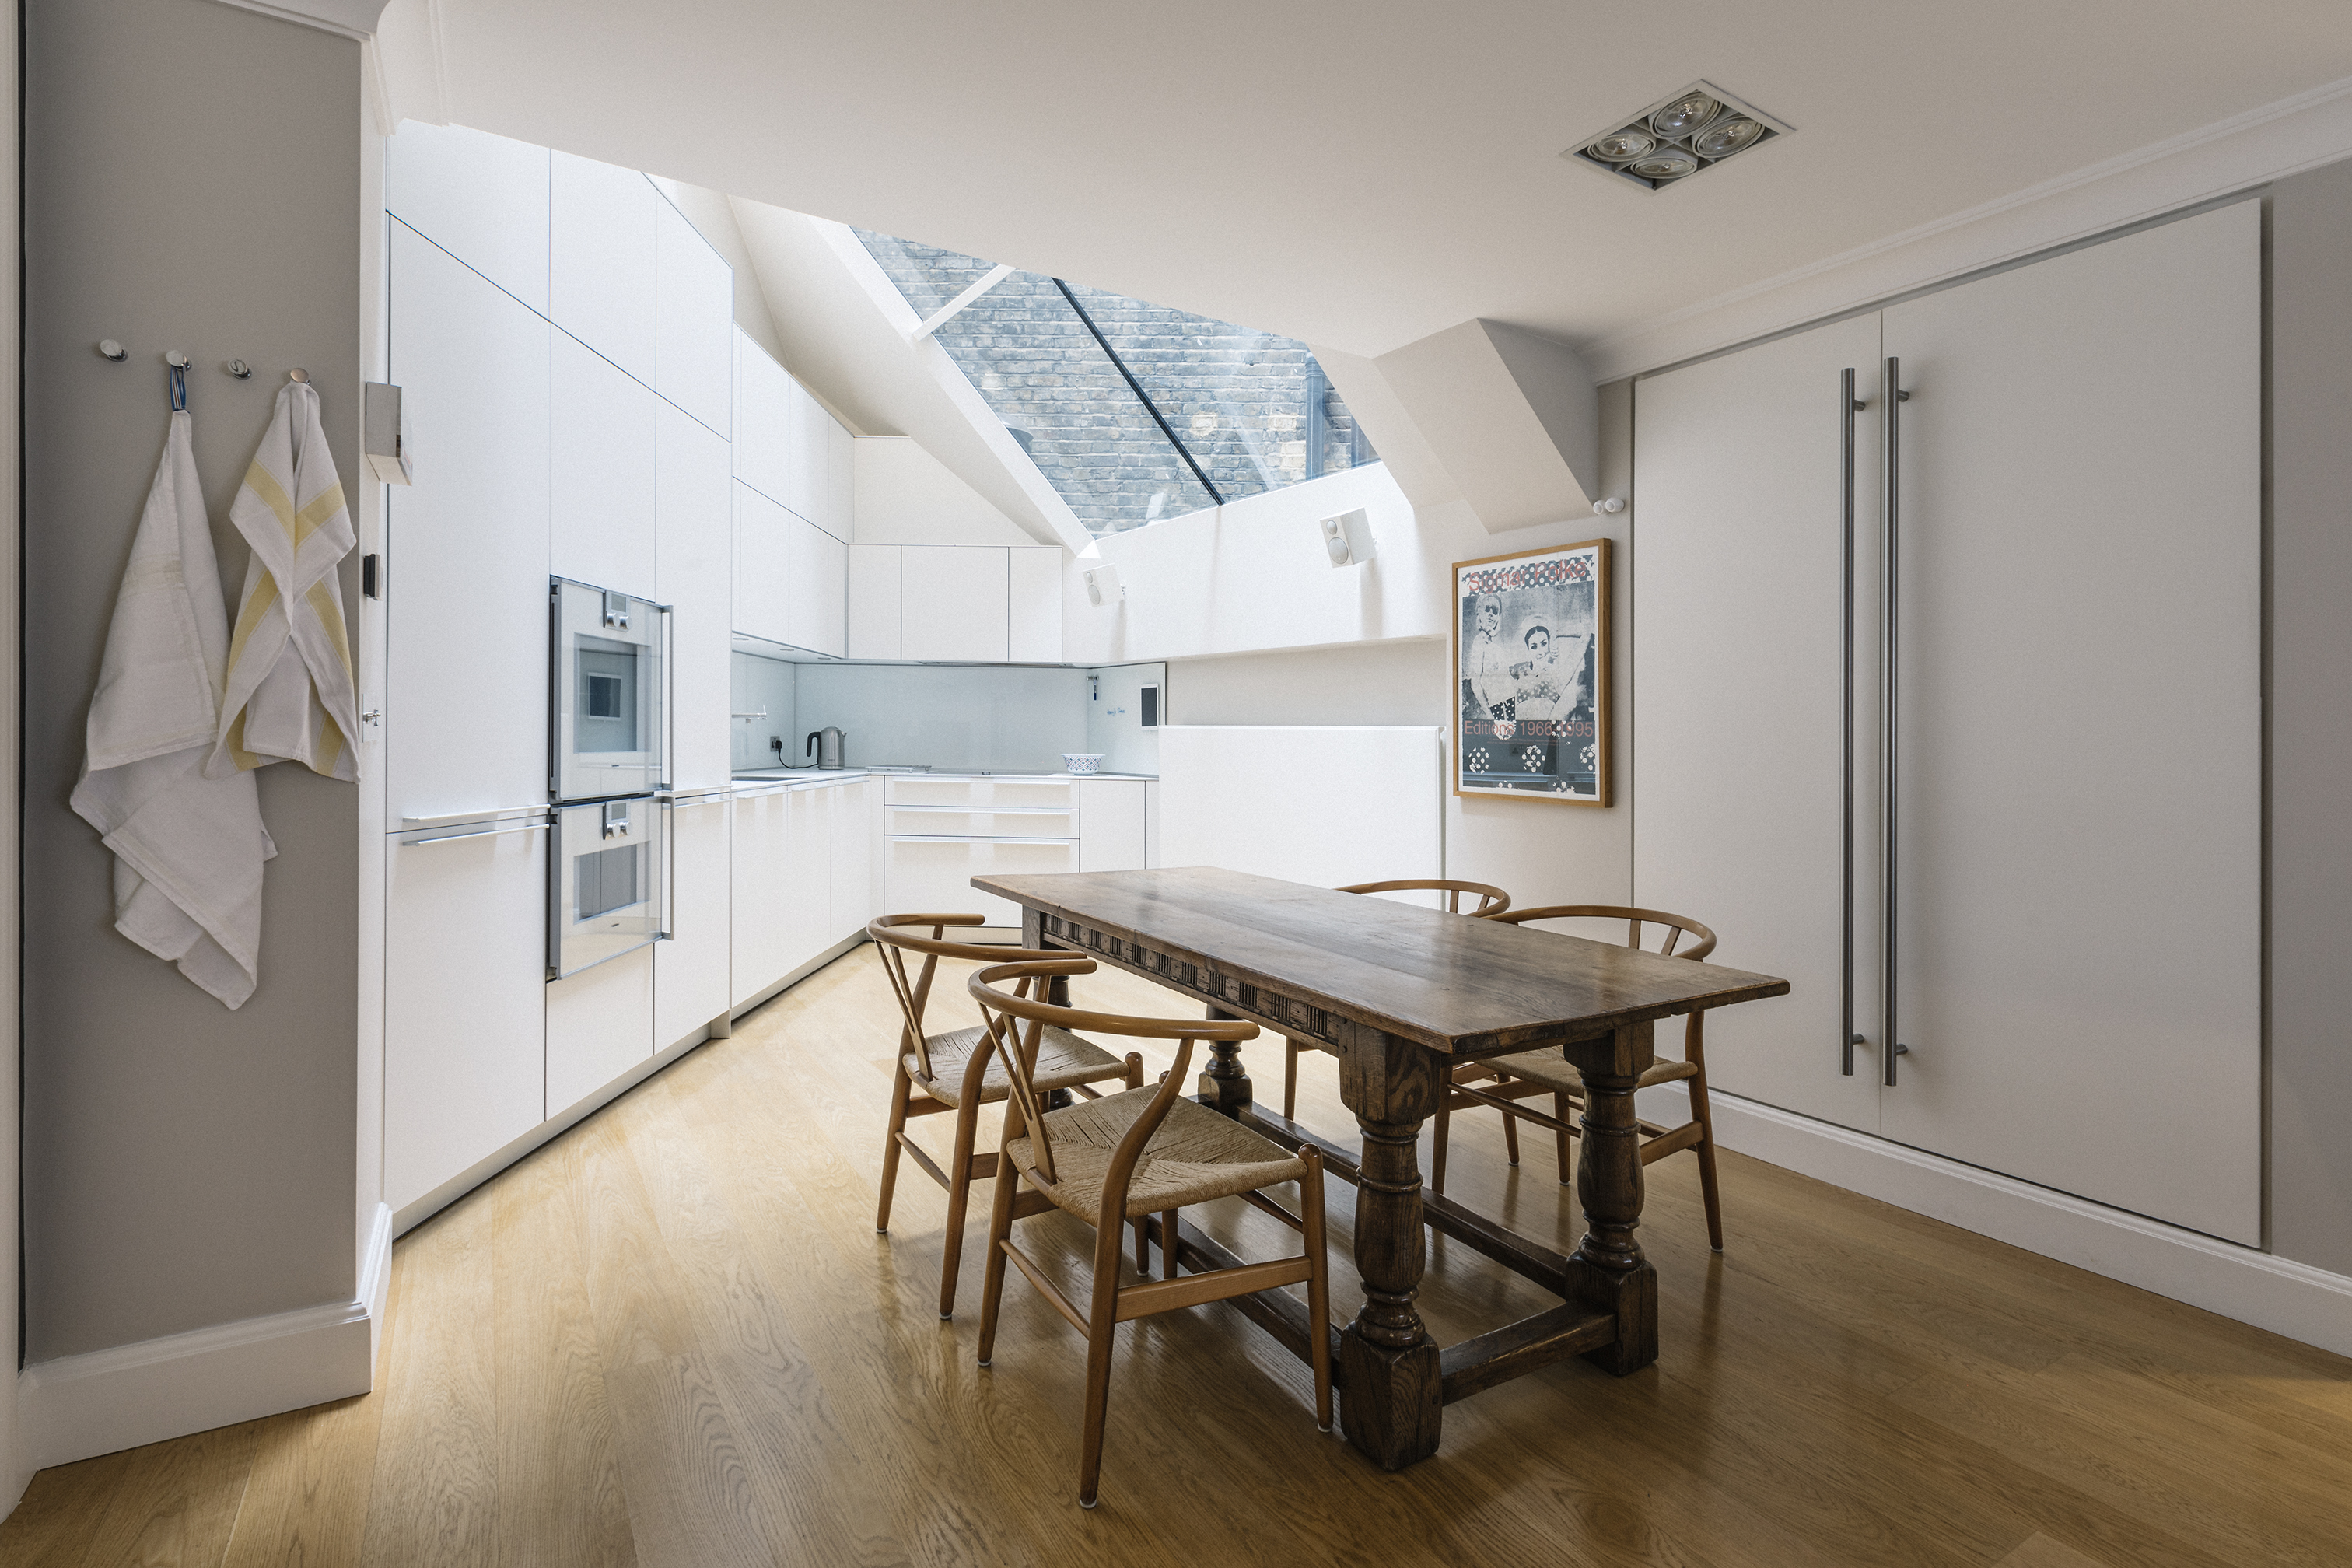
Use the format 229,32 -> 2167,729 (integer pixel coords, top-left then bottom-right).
887,803 -> 1078,839
827,424 -> 856,538
1143,780 -> 1160,868
730,787 -> 789,1007
657,793 -> 733,1050
653,192 -> 733,437
737,482 -> 792,645
384,121 -> 550,315
737,331 -> 792,507
1078,779 -> 1146,872
788,377 -> 826,523
789,514 -> 847,657
546,945 -> 655,1119
782,786 -> 835,974
549,329 -> 658,597
549,152 -> 657,387
384,820 -> 548,1215
1009,547 -> 1063,663
657,404 -> 733,789
385,223 -> 551,823
901,546 -> 1009,662
847,544 -> 902,659
884,835 -> 1078,931
829,779 -> 884,941
887,776 -> 1076,810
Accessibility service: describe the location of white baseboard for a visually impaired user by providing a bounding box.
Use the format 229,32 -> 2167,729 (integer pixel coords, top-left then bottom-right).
21,1203 -> 394,1470
1710,1093 -> 2352,1360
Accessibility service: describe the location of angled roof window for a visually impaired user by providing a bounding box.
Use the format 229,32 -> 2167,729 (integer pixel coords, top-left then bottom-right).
856,229 -> 1376,536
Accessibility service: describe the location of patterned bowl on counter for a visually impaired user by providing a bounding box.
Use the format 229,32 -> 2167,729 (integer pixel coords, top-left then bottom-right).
1061,752 -> 1105,775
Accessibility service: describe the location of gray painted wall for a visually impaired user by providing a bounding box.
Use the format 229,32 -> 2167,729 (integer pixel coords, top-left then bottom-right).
2266,161 -> 2352,1276
22,0 -> 362,1360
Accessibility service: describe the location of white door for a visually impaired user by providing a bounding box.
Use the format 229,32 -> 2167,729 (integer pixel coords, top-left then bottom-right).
828,779 -> 884,943
550,329 -> 657,597
1078,778 -> 1146,871
782,786 -> 835,971
657,404 -> 733,789
847,544 -> 902,659
1878,204 -> 2262,1242
384,821 -> 548,1214
903,545 -> 1009,661
653,193 -> 732,436
383,122 -> 550,315
737,483 -> 792,643
737,332 -> 792,507
548,152 -> 656,387
385,223 -> 551,823
1633,312 -> 1886,1135
1009,547 -> 1063,663
731,789 -> 790,1006
658,795 -> 734,1048
546,945 -> 654,1118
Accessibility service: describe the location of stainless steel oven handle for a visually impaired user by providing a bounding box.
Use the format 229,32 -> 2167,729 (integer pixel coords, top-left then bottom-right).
1881,357 -> 1909,1088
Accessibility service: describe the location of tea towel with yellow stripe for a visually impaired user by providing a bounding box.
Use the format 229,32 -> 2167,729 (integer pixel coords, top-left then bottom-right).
207,379 -> 361,782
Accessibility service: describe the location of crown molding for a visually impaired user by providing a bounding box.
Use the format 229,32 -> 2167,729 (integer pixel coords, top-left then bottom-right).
206,0 -> 389,40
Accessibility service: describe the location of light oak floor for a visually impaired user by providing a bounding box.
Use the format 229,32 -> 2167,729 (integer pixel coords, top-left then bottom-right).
8,945 -> 2351,1566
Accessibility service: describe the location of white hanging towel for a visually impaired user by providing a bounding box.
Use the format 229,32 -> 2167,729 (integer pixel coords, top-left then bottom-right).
72,411 -> 278,1009
208,379 -> 360,782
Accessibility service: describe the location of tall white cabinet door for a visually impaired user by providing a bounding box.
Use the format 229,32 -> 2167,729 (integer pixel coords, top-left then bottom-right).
788,516 -> 846,657
1633,312 -> 1885,1136
737,483 -> 792,643
386,223 -> 551,821
1878,205 -> 2261,1242
847,544 -> 902,659
737,334 -> 792,507
788,379 -> 826,523
1009,547 -> 1063,663
782,786 -> 835,971
549,153 -> 657,387
658,797 -> 734,1048
731,790 -> 790,1006
826,423 -> 856,537
653,194 -> 733,436
546,946 -> 655,1118
384,825 -> 548,1214
828,780 -> 882,943
902,546 -> 1009,661
384,123 -> 550,314
658,404 -> 733,788
1078,779 -> 1145,871
550,331 -> 658,596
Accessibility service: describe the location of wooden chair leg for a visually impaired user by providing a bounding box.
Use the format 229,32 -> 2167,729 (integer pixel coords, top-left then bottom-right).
975,1153 -> 1021,1367
1498,1070 -> 1521,1166
1553,1090 -> 1574,1185
1430,1083 -> 1452,1195
1283,1040 -> 1300,1121
1124,1051 -> 1144,1090
1133,1216 -> 1150,1276
1692,1078 -> 1724,1252
1300,1150 -> 1332,1433
1077,1218 -> 1128,1508
936,1096 -> 984,1319
876,1063 -> 912,1234
1161,1210 -> 1179,1281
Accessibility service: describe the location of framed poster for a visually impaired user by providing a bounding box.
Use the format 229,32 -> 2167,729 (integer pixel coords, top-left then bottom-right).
1454,540 -> 1611,805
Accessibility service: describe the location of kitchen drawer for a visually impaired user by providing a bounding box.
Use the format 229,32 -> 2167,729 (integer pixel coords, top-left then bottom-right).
884,835 -> 1078,928
885,803 -> 1076,839
885,776 -> 1076,810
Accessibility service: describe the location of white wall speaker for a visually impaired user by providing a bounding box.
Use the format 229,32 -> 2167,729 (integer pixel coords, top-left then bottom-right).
1320,508 -> 1375,567
1083,563 -> 1123,605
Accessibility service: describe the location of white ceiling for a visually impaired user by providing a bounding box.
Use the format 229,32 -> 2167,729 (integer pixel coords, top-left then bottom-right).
392,2 -> 2352,360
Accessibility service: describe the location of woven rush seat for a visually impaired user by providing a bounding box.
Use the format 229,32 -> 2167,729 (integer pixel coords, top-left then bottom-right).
1479,1048 -> 1699,1095
912,1024 -> 1127,1108
1006,1091 -> 1307,1220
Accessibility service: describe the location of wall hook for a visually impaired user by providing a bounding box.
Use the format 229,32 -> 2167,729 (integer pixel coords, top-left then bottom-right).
96,339 -> 127,362
226,359 -> 251,379
288,368 -> 309,383
164,350 -> 191,369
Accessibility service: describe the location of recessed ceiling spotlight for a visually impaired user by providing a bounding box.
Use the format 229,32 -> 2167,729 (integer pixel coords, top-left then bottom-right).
1563,80 -> 1790,191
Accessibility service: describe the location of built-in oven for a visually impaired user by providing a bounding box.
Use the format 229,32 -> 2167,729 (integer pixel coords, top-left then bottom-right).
550,577 -> 667,803
548,796 -> 667,978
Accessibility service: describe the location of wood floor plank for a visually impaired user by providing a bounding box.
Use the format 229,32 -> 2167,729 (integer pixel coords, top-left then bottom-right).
0,1452 -> 135,1566
78,1419 -> 262,1568
217,1395 -> 382,1568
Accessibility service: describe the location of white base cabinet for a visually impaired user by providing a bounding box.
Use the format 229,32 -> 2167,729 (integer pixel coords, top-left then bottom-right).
546,945 -> 654,1120
657,793 -> 733,1049
1077,779 -> 1146,872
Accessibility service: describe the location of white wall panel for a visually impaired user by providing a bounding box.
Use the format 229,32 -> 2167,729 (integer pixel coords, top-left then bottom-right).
1157,726 -> 1440,889
1078,779 -> 1146,872
384,123 -> 549,314
549,152 -> 657,387
653,192 -> 733,436
549,330 -> 657,597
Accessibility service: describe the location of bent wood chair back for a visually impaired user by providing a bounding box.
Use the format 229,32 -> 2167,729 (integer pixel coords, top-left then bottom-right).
1280,879 -> 1516,1121
1445,905 -> 1731,1250
968,959 -> 1333,1507
868,912 -> 1061,1082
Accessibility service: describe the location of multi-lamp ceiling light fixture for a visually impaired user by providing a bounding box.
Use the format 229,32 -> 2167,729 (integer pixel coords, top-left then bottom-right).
1566,81 -> 1790,191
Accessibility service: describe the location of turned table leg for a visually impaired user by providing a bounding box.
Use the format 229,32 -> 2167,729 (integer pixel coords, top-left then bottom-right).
1334,1029 -> 1444,1468
1563,1020 -> 1659,1375
1199,1004 -> 1254,1114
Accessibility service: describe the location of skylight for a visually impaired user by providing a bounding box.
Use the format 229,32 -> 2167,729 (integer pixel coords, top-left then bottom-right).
856,230 -> 1377,536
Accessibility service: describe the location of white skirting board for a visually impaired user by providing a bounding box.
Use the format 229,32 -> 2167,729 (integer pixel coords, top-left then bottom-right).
19,1203 -> 394,1472
1710,1093 -> 2352,1359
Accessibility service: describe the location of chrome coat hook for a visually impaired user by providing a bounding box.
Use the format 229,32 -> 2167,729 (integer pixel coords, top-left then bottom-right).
226,359 -> 251,379
288,367 -> 309,383
164,349 -> 191,369
97,339 -> 127,362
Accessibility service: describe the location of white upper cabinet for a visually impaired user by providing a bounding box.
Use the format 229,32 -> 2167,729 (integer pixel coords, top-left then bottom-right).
788,377 -> 825,523
549,331 -> 657,597
737,481 -> 792,644
1008,547 -> 1063,663
902,546 -> 1009,662
658,403 -> 733,789
385,222 -> 551,821
384,123 -> 550,315
789,515 -> 847,658
827,423 -> 856,537
846,545 -> 902,660
549,152 -> 657,387
737,330 -> 793,509
653,194 -> 732,436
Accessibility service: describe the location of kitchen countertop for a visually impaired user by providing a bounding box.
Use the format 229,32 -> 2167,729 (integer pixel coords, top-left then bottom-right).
728,768 -> 1157,789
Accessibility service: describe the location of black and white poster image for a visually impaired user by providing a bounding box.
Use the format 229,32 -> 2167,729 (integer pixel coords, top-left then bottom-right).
1453,540 -> 1611,805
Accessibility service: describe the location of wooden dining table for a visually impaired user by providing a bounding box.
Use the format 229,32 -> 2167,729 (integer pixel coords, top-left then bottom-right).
971,866 -> 1791,1471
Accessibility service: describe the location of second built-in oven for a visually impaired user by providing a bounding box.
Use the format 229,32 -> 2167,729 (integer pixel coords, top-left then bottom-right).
548,796 -> 667,978
550,576 -> 667,803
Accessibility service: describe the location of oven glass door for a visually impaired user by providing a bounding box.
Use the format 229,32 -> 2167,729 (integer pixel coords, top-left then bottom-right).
549,798 -> 667,978
551,578 -> 667,802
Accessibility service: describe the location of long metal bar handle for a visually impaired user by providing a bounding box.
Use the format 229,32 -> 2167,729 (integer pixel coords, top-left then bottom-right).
1881,358 -> 1909,1087
1841,368 -> 1862,1076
